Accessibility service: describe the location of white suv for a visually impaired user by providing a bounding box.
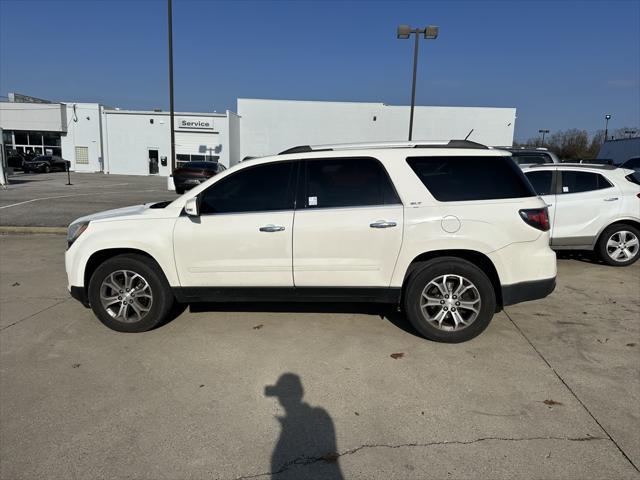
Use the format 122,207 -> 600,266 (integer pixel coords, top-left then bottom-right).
66,140 -> 557,342
523,164 -> 640,266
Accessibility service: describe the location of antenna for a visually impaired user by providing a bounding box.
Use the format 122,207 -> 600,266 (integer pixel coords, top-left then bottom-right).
464,129 -> 474,140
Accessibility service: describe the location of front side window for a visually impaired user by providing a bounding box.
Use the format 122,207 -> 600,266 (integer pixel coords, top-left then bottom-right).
304,157 -> 400,208
199,161 -> 295,214
560,171 -> 612,194
524,170 -> 554,196
407,156 -> 536,202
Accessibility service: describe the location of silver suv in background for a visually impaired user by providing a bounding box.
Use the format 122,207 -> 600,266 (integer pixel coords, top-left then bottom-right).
496,147 -> 561,167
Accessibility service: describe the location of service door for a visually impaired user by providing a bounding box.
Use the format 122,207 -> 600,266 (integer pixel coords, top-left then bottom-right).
173,161 -> 297,287
293,157 -> 404,287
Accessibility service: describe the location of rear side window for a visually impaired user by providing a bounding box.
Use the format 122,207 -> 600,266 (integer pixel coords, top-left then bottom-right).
200,161 -> 295,214
304,157 -> 400,208
511,153 -> 553,165
524,171 -> 554,196
560,171 -> 612,194
406,156 -> 536,202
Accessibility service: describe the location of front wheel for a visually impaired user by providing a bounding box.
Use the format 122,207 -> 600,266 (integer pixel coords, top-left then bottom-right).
88,254 -> 174,332
43,165 -> 50,173
598,224 -> 640,266
403,257 -> 497,343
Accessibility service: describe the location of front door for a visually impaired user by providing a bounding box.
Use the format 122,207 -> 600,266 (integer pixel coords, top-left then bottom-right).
552,170 -> 621,246
293,157 -> 404,287
148,149 -> 159,174
173,161 -> 297,287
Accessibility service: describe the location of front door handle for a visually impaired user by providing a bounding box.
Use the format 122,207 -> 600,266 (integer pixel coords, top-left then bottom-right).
370,220 -> 397,229
604,197 -> 619,202
259,224 -> 285,232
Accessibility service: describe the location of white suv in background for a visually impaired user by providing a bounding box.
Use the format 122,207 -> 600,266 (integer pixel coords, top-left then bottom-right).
523,164 -> 640,266
66,140 -> 556,343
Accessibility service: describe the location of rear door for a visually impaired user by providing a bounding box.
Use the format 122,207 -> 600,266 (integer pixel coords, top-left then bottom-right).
523,169 -> 557,234
293,157 -> 403,287
552,169 -> 621,246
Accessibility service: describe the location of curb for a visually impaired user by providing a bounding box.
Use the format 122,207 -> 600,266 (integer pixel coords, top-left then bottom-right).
0,226 -> 67,235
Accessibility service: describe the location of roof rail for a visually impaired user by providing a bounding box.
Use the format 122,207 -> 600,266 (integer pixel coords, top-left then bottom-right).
278,139 -> 488,155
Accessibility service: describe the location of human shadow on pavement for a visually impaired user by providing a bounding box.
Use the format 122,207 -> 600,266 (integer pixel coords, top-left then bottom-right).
189,302 -> 423,338
265,373 -> 344,479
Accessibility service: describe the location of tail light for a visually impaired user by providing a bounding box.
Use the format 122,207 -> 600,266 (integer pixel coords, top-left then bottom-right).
519,207 -> 550,231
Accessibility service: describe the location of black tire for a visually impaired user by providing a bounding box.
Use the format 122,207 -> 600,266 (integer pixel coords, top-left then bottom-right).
403,257 -> 497,343
43,165 -> 50,173
175,187 -> 185,195
88,254 -> 174,332
597,223 -> 640,266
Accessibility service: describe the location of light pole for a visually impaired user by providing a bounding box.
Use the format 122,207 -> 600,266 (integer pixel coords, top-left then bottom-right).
397,24 -> 439,141
604,114 -> 611,143
538,129 -> 549,147
168,0 -> 176,174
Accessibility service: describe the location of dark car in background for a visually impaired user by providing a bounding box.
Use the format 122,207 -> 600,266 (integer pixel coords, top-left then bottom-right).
173,161 -> 226,194
22,155 -> 69,173
497,147 -> 561,167
7,153 -> 25,170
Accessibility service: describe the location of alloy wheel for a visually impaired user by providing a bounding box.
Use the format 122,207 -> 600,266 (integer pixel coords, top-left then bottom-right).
606,230 -> 639,263
99,270 -> 153,323
419,274 -> 481,331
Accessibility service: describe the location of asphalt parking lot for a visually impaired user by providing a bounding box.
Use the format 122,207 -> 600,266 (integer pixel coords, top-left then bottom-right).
0,233 -> 638,479
0,172 -> 176,228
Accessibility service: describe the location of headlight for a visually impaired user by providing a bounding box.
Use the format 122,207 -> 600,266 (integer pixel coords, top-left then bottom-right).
67,221 -> 90,248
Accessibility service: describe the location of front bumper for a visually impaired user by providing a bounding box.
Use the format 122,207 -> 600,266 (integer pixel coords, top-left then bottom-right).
69,286 -> 90,308
502,276 -> 556,306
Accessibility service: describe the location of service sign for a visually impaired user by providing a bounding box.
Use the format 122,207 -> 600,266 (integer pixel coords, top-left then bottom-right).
176,116 -> 214,131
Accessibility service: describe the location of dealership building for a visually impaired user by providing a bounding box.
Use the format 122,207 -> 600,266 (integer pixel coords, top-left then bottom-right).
1,93 -> 516,176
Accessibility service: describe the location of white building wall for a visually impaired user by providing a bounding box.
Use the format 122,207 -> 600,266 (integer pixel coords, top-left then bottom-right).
0,102 -> 67,132
102,111 -> 171,176
227,110 -> 241,166
238,98 -> 516,158
101,110 -> 231,175
61,103 -> 103,172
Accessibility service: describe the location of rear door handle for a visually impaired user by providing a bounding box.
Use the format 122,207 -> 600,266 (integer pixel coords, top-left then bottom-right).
370,220 -> 397,229
604,197 -> 619,202
259,224 -> 285,232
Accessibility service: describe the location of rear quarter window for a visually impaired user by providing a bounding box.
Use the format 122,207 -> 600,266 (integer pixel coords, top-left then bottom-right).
406,156 -> 536,201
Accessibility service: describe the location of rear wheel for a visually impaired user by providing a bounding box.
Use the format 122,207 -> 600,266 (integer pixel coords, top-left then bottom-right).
43,165 -> 50,173
403,257 -> 497,343
88,254 -> 174,332
175,187 -> 185,194
598,224 -> 640,266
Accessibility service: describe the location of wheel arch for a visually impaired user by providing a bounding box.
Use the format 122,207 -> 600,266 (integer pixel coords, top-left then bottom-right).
593,219 -> 640,249
401,249 -> 503,310
83,248 -> 165,295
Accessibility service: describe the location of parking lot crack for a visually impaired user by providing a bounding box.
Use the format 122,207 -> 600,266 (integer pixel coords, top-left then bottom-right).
0,298 -> 69,332
233,435 -> 607,479
504,309 -> 639,473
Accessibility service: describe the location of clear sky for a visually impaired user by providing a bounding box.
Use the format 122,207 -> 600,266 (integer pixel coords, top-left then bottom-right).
1,0 -> 638,141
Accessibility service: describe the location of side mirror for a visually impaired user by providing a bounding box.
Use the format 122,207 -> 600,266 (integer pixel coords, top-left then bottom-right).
184,196 -> 200,217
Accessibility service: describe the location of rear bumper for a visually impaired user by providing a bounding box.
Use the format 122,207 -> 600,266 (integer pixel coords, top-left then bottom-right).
502,277 -> 556,306
69,286 -> 90,308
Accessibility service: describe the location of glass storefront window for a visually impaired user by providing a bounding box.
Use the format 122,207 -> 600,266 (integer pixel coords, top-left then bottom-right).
28,132 -> 43,146
14,132 -> 28,144
43,132 -> 61,146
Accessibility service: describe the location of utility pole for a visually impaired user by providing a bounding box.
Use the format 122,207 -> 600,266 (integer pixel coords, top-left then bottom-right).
168,0 -> 176,173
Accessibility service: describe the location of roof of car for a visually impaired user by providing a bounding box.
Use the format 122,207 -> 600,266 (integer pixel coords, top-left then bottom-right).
278,139 -> 489,155
526,163 -> 618,170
